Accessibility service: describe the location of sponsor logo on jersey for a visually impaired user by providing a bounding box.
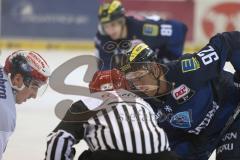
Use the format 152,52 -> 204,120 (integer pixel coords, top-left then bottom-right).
0,67 -> 7,99
142,24 -> 159,36
170,111 -> 192,129
188,101 -> 219,135
222,132 -> 238,142
172,84 -> 190,100
216,132 -> 238,154
171,84 -> 195,104
181,57 -> 200,73
217,143 -> 234,154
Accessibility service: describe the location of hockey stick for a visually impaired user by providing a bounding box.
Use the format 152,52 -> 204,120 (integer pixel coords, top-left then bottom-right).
216,102 -> 240,145
206,102 -> 240,158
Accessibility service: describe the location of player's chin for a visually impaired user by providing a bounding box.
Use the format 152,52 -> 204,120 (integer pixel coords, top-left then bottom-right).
16,100 -> 23,104
16,98 -> 26,104
110,34 -> 121,40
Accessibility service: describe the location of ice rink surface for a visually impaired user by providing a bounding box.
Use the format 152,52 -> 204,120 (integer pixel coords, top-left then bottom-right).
0,49 -> 235,160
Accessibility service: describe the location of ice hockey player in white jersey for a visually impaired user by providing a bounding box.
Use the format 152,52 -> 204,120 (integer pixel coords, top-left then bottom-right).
0,50 -> 50,159
44,69 -> 179,160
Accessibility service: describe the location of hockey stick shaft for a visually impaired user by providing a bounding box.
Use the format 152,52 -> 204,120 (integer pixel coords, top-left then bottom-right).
217,102 -> 240,144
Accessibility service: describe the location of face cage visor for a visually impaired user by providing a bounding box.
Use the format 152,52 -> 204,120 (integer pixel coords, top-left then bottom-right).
123,61 -> 171,99
23,77 -> 49,98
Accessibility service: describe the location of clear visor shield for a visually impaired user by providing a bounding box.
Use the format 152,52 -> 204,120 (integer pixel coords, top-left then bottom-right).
126,70 -> 158,95
28,79 -> 49,97
124,62 -> 170,98
125,69 -> 149,80
124,62 -> 157,97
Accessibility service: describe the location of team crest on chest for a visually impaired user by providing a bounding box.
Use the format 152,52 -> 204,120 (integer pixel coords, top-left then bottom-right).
170,111 -> 192,129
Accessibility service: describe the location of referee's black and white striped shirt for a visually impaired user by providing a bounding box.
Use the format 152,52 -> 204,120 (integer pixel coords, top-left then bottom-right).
45,89 -> 170,159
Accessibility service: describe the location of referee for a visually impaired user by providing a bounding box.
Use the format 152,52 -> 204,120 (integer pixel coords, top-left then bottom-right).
44,69 -> 179,160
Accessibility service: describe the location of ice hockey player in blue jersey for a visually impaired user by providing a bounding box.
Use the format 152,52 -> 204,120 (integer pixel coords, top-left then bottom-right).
117,32 -> 240,160
95,0 -> 187,70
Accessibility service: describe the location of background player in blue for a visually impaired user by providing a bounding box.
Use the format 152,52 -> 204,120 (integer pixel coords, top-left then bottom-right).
117,32 -> 240,160
95,0 -> 188,70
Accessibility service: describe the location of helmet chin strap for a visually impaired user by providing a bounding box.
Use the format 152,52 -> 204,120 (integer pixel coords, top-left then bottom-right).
8,73 -> 25,91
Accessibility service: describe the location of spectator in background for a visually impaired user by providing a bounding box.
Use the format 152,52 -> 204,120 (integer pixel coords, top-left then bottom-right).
95,0 -> 188,70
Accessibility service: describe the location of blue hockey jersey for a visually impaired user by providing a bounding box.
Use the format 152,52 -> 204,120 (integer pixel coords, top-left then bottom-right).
145,31 -> 240,159
95,16 -> 188,70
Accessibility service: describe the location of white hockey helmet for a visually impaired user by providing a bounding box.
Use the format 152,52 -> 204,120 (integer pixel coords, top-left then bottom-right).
4,50 -> 51,94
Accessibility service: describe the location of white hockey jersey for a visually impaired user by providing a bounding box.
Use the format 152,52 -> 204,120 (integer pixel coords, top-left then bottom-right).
0,66 -> 16,160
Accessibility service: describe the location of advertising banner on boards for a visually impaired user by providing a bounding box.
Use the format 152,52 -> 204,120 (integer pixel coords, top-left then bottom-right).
121,0 -> 194,41
195,0 -> 240,43
1,0 -> 99,40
